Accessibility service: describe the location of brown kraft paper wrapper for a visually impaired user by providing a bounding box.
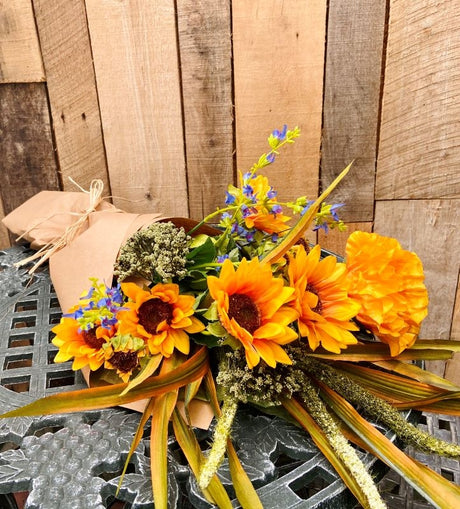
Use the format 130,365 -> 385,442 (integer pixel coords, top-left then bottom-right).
2,190 -> 215,429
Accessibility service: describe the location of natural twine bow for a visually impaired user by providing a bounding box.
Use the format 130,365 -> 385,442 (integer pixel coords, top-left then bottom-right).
14,179 -> 105,274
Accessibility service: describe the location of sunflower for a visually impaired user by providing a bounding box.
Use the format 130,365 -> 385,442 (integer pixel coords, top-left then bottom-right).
104,334 -> 146,382
52,318 -> 114,371
207,257 -> 299,368
288,244 -> 361,353
117,282 -> 204,357
346,231 -> 429,356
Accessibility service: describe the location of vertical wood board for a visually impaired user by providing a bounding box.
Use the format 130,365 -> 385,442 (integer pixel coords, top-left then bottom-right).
176,0 -> 233,220
0,83 -> 60,216
374,199 -> 460,341
232,0 -> 327,205
0,0 -> 45,82
322,0 -> 387,222
377,0 -> 460,199
85,0 -> 187,216
32,0 -> 110,192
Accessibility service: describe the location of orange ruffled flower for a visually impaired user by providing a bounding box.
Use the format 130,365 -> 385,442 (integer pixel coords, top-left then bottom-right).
207,257 -> 299,368
117,282 -> 204,357
288,245 -> 361,353
52,318 -> 114,371
346,231 -> 429,356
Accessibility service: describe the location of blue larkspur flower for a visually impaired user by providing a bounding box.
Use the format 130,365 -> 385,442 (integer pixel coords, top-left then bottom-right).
217,254 -> 229,263
330,203 -> 345,221
225,191 -> 236,205
272,124 -> 287,141
243,184 -> 254,198
266,153 -> 276,164
271,204 -> 283,215
267,187 -> 277,199
301,200 -> 315,216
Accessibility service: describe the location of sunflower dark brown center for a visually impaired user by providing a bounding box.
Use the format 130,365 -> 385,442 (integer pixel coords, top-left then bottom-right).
109,351 -> 139,374
82,328 -> 105,350
306,284 -> 322,314
138,299 -> 173,334
228,293 -> 261,334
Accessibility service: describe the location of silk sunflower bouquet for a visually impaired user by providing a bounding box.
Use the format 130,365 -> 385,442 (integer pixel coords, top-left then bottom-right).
3,126 -> 460,509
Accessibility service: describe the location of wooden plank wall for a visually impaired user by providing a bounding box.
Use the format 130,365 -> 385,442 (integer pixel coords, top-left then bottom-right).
0,1 -> 459,375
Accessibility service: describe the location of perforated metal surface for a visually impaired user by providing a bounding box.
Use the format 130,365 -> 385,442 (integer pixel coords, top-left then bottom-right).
0,246 -> 458,509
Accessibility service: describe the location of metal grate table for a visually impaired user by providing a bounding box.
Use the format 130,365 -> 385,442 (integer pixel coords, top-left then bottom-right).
0,245 -> 459,508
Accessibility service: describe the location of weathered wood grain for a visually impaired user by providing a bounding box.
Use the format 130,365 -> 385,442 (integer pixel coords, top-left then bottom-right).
232,0 -> 327,204
322,0 -> 387,222
85,0 -> 187,216
0,0 -> 45,83
176,0 -> 233,220
318,222 -> 373,258
377,1 -> 460,199
32,0 -> 110,192
374,199 -> 460,341
0,83 -> 60,216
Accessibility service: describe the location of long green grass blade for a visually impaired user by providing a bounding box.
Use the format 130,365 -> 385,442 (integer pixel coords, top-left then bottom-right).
261,162 -> 353,265
227,439 -> 263,509
0,347 -> 209,417
172,408 -> 233,509
372,360 -> 460,391
116,397 -> 156,496
308,344 -> 454,362
120,354 -> 163,396
319,383 -> 460,508
150,356 -> 181,509
282,396 -> 378,509
203,372 -> 263,508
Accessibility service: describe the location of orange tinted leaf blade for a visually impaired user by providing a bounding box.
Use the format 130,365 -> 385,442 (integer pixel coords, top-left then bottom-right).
226,439 -> 263,509
0,347 -> 209,417
172,409 -> 233,509
261,162 -> 353,265
319,383 -> 460,507
282,397 -> 375,509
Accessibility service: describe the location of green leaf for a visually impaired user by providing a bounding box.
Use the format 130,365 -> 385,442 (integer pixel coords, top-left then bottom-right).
191,333 -> 222,348
203,301 -> 219,321
206,321 -> 227,337
0,347 -> 209,418
187,237 -> 216,265
319,383 -> 460,508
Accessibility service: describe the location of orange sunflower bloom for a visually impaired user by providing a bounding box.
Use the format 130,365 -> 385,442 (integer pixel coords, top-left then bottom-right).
117,282 -> 204,357
52,318 -> 114,371
288,245 -> 361,353
346,231 -> 429,356
207,257 -> 299,369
